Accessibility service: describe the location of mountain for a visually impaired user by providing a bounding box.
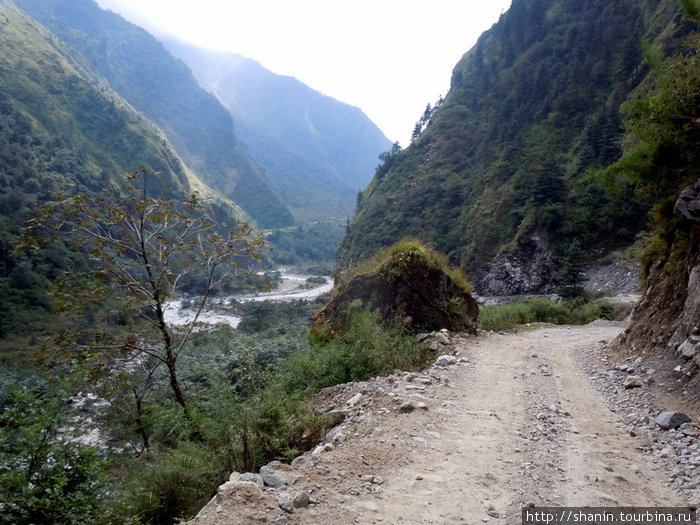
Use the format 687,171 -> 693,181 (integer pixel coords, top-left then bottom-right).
13,0 -> 294,229
0,0 -> 250,333
339,0 -> 690,295
162,40 -> 393,219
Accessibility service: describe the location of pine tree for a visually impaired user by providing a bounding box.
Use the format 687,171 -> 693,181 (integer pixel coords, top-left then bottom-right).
557,240 -> 587,298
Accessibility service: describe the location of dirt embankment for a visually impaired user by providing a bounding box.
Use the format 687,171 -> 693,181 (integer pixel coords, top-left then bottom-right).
188,323 -> 699,525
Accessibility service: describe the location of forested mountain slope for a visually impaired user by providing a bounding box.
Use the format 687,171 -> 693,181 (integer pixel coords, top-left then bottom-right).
14,0 -> 294,228
163,40 -> 392,219
340,0 -> 691,294
0,0 -> 248,333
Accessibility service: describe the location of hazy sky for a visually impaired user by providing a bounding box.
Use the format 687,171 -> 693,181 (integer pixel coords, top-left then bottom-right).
95,0 -> 511,145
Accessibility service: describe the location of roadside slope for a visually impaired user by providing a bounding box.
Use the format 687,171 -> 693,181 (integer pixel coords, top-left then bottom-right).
189,324 -> 697,524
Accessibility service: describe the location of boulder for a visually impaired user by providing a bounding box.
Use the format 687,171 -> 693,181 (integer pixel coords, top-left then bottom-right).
655,411 -> 692,430
313,241 -> 478,337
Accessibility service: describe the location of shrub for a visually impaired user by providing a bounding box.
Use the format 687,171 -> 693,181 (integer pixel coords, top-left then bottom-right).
477,297 -> 614,331
0,388 -> 114,525
125,442 -> 225,524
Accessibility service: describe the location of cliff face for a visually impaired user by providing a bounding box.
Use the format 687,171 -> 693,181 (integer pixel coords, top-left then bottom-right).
339,0 -> 686,294
616,180 -> 700,387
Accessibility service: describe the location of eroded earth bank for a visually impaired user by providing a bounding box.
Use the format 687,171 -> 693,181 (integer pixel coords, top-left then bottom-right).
188,322 -> 699,525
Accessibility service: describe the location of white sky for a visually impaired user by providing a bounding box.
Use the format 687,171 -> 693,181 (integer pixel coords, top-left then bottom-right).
95,0 -> 511,146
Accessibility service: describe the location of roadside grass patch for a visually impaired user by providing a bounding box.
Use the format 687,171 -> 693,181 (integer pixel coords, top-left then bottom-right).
478,296 -> 618,332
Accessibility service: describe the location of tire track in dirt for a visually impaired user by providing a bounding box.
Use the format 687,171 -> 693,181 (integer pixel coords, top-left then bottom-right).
188,324 -> 690,525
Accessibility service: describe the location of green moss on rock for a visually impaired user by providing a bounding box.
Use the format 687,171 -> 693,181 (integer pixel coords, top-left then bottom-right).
313,240 -> 478,339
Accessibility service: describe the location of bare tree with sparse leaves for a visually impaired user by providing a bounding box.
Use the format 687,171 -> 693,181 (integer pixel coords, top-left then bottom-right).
23,168 -> 265,430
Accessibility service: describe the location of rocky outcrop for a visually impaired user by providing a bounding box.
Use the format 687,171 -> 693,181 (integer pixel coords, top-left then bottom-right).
674,178 -> 700,223
476,230 -> 558,296
614,178 -> 700,387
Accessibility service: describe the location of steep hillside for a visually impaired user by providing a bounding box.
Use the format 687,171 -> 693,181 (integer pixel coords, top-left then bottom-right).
609,16 -> 700,388
163,40 -> 392,219
340,0 -> 688,294
0,0 -> 248,334
14,0 -> 294,228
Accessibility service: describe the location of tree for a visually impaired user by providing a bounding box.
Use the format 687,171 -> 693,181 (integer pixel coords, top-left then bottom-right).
23,169 -> 265,426
557,240 -> 587,298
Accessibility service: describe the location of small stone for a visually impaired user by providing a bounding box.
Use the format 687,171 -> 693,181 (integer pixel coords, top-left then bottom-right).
678,337 -> 699,360
399,401 -> 416,413
278,494 -> 294,513
293,491 -> 311,508
623,375 -> 643,389
239,472 -> 264,488
346,393 -> 363,406
260,465 -> 286,488
433,332 -> 450,345
434,355 -> 456,367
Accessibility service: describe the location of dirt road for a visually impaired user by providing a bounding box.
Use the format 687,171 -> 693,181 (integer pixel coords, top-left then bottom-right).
189,323 -> 696,524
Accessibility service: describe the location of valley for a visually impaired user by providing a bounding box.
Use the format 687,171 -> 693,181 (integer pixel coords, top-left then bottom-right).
0,0 -> 698,523
164,268 -> 333,329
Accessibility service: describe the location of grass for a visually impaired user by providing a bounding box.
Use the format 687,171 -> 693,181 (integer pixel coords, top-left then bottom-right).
478,296 -> 617,332
343,239 -> 473,293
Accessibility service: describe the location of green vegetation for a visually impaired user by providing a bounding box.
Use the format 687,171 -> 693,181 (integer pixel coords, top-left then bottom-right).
15,0 -> 294,229
266,219 -> 346,265
0,387 -> 114,525
340,0 -> 688,281
319,240 -> 477,338
595,4 -> 700,278
344,239 -> 472,293
1,297 -> 427,523
0,2 -> 205,336
478,297 -> 617,332
20,169 -> 265,440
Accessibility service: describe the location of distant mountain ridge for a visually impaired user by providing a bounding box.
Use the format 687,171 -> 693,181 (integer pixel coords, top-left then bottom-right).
162,40 -> 393,219
340,0 -> 689,294
14,0 -> 294,228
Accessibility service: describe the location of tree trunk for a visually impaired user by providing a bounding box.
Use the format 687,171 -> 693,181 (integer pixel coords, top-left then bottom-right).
133,388 -> 150,453
165,353 -> 187,409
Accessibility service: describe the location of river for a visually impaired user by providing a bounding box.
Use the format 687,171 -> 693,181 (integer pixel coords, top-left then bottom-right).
163,268 -> 333,328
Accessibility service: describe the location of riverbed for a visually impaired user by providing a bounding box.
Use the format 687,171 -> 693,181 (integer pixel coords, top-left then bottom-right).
163,269 -> 333,328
